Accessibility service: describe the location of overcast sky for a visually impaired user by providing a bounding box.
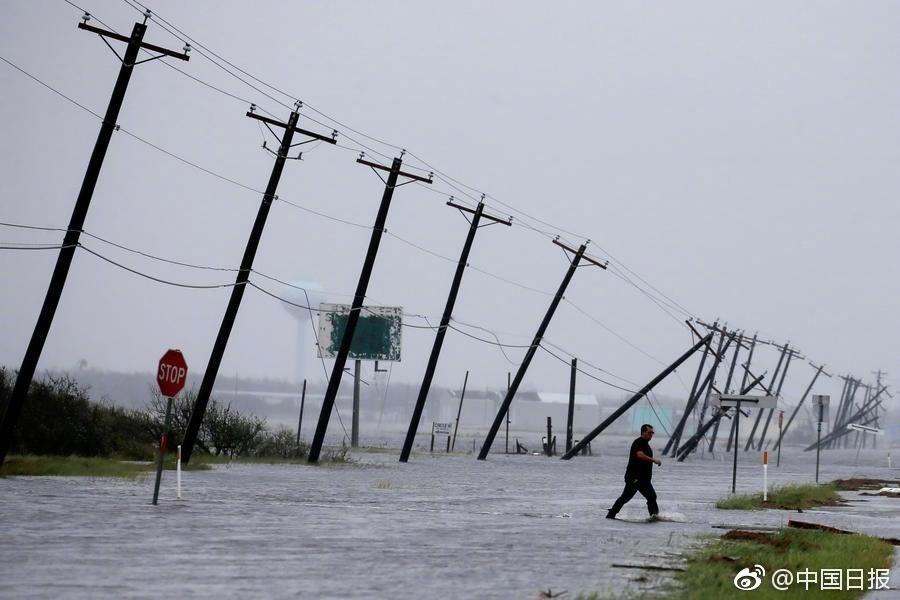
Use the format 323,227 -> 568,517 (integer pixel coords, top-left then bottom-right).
1,1 -> 897,406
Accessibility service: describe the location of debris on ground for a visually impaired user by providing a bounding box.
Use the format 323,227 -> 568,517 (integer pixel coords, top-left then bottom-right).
830,478 -> 900,491
722,529 -> 790,548
788,520 -> 900,545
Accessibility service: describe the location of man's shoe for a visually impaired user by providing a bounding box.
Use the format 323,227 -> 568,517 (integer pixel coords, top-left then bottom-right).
605,512 -> 616,519
648,514 -> 661,522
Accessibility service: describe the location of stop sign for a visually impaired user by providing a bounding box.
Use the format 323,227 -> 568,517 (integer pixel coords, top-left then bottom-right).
157,349 -> 188,398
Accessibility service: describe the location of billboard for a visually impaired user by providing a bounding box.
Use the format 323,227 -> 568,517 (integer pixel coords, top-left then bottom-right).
317,303 -> 402,361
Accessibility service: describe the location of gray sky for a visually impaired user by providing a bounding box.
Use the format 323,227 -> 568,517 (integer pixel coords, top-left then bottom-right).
1,1 -> 898,405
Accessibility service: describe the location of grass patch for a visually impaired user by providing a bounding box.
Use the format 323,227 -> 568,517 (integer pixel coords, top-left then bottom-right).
0,454 -> 211,478
1,455 -> 152,478
716,484 -> 842,510
2,447 -> 351,478
667,528 -> 893,599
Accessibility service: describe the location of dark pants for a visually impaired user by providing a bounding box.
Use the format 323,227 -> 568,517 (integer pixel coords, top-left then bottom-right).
608,478 -> 658,516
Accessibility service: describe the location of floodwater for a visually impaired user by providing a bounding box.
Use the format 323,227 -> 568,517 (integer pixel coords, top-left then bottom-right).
1,436 -> 898,599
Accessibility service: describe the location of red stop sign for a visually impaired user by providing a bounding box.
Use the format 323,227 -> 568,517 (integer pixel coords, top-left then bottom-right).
157,349 -> 188,398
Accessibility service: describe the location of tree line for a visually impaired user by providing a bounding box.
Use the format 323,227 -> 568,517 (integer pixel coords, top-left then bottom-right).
0,367 -> 316,460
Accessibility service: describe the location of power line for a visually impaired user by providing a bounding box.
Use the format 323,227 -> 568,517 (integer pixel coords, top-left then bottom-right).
564,298 -> 665,365
79,244 -> 238,289
87,1 -> 698,324
538,344 -> 636,394
55,5 -> 699,325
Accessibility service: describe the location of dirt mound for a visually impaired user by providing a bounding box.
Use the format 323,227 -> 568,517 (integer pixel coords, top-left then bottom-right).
830,478 -> 900,491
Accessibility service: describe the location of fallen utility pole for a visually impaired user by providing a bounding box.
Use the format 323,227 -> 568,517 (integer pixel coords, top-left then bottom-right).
838,378 -> 863,449
400,198 -> 510,462
805,385 -> 888,451
0,14 -> 190,467
181,105 -> 336,462
478,240 -> 607,460
827,375 -> 853,447
772,362 -> 830,451
831,376 -> 861,449
562,333 -> 713,460
308,155 -> 432,463
676,372 -> 766,461
662,321 -> 714,456
744,342 -> 789,451
667,329 -> 734,456
810,404 -> 883,452
755,346 -> 801,450
727,333 -> 758,452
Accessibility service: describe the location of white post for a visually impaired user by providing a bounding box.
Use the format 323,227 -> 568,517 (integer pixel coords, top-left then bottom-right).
763,451 -> 768,502
176,444 -> 182,499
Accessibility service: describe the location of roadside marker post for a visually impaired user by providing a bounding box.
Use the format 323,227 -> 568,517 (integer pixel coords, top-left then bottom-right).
176,445 -> 182,499
763,451 -> 769,502
776,410 -> 784,467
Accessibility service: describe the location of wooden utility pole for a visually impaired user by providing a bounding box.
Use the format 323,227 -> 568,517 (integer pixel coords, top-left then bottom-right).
566,358 -> 577,453
296,379 -> 307,445
744,342 -> 789,451
707,332 -> 743,452
308,155 -> 432,463
400,198 -> 509,462
756,346 -> 802,450
772,363 -> 830,452
478,240 -> 607,460
663,322 -> 714,455
727,333 -> 757,451
0,14 -> 190,467
450,371 -> 469,452
563,334 -> 713,460
181,105 -> 336,462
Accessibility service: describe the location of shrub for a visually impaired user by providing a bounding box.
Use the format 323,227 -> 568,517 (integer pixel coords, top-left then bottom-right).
0,367 -> 154,459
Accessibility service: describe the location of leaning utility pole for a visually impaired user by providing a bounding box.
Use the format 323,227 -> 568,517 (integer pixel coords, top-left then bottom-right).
562,333 -> 714,460
478,240 -> 607,460
666,327 -> 734,456
755,346 -> 801,450
308,155 -> 432,464
727,333 -> 758,452
805,385 -> 888,451
0,13 -> 190,467
676,372 -> 766,461
707,332 -> 743,452
566,358 -> 577,454
181,104 -> 337,462
399,198 -> 510,463
662,321 -> 714,455
772,362 -> 830,451
744,342 -> 789,451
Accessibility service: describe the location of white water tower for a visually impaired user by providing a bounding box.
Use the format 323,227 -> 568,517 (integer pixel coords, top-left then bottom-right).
279,280 -> 328,383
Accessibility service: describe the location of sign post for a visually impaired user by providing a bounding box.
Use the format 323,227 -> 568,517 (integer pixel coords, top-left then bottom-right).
431,422 -> 452,452
710,394 -> 777,494
153,349 -> 188,505
812,395 -> 829,483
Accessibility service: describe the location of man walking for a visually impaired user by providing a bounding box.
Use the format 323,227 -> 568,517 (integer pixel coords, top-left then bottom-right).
607,424 -> 661,520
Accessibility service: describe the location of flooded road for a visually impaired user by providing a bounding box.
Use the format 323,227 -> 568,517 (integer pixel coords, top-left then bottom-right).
1,438 -> 898,599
